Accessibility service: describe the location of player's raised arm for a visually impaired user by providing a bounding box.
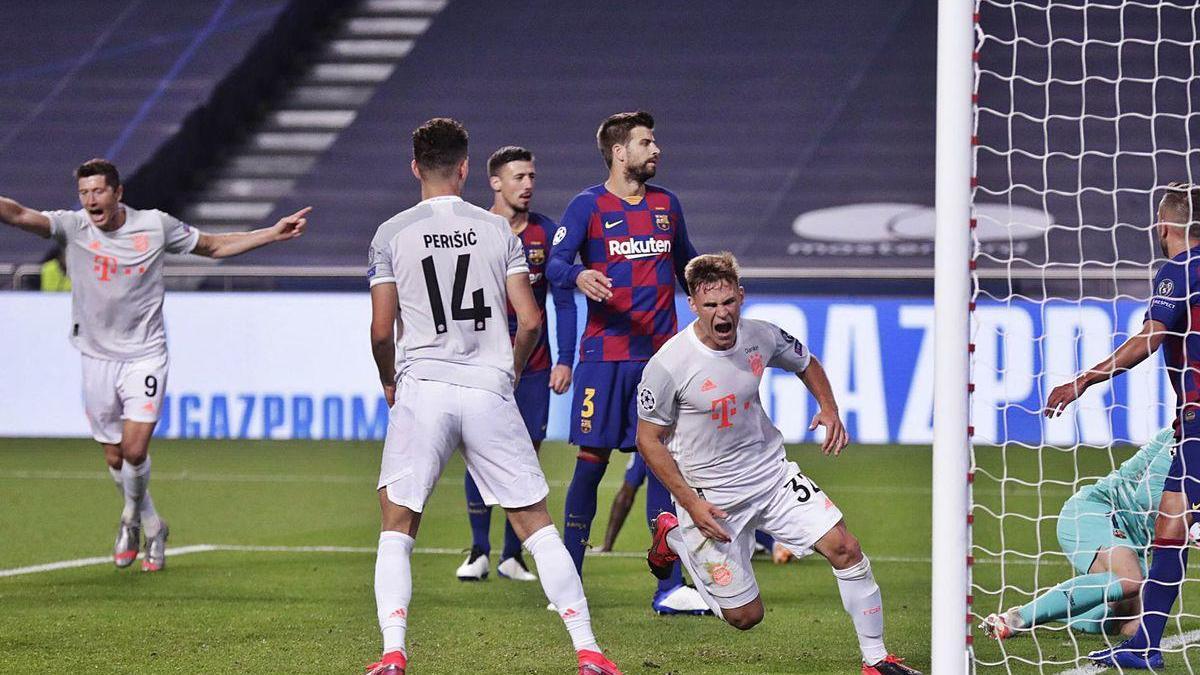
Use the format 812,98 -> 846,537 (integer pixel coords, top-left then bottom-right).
191,206 -> 311,258
1044,318 -> 1167,417
548,194 -> 611,301
0,195 -> 52,238
549,280 -> 577,393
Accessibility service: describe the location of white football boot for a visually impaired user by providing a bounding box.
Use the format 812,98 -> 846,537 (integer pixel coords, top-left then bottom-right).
652,584 -> 712,615
497,554 -> 537,581
455,547 -> 489,581
142,521 -> 169,572
981,608 -> 1027,640
112,520 -> 140,568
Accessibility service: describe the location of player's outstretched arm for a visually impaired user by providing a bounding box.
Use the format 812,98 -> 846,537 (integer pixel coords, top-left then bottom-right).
507,271 -> 542,383
636,419 -> 730,542
797,357 -> 849,455
369,282 -> 399,407
1044,319 -> 1166,418
192,206 -> 311,258
0,196 -> 52,238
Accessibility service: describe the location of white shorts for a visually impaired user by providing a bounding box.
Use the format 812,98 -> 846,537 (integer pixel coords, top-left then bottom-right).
378,376 -> 549,512
80,352 -> 169,444
676,461 -> 843,609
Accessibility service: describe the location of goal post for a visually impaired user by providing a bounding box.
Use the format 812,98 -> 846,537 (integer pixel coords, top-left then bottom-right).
932,0 -> 974,671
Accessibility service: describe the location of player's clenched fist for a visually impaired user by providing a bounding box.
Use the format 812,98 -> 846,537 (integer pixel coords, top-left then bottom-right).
575,269 -> 613,302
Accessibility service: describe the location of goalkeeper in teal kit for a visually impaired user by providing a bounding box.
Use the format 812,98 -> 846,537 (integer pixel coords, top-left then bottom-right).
983,428 -> 1175,640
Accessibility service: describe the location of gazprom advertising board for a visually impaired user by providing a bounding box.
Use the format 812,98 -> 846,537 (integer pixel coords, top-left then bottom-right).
0,292 -> 1173,446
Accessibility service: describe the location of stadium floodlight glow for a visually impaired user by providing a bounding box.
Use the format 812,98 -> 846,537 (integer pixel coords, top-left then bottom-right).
932,0 -> 973,672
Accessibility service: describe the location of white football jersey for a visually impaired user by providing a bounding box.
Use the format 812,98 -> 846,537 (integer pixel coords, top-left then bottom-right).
44,206 -> 199,361
367,195 -> 528,396
637,318 -> 812,493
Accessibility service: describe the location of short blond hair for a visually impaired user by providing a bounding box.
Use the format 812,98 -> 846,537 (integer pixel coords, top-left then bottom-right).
684,252 -> 740,296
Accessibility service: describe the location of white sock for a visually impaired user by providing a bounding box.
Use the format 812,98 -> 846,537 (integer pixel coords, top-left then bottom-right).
120,459 -> 151,524
833,555 -> 888,665
375,531 -> 414,656
524,525 -> 600,653
108,465 -> 125,499
666,527 -> 725,619
140,489 -> 163,537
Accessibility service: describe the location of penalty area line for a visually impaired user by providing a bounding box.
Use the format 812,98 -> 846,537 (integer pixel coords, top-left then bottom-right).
0,545 -> 942,579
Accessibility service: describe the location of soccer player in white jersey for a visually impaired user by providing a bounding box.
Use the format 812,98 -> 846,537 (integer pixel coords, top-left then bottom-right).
364,119 -> 620,675
635,253 -> 921,675
0,159 -> 309,572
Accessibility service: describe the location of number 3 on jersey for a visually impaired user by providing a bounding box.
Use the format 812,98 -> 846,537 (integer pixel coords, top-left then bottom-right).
421,253 -> 492,334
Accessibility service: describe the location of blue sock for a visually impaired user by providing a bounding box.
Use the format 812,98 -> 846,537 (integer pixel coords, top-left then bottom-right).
563,454 -> 608,575
1015,572 -> 1123,628
464,473 -> 491,554
646,470 -> 684,592
500,519 -> 522,561
1129,541 -> 1189,650
754,530 -> 775,552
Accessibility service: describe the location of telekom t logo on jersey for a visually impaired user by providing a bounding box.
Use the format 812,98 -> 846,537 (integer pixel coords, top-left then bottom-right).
93,255 -> 118,281
710,394 -> 738,429
92,254 -> 148,282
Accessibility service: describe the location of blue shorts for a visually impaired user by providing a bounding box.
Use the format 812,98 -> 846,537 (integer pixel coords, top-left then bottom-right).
1163,433 -> 1200,501
515,369 -> 550,443
568,360 -> 646,451
1057,496 -> 1145,576
624,452 -> 647,488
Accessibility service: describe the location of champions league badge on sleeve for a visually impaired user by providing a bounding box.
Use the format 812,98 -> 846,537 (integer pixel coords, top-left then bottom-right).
638,386 -> 656,412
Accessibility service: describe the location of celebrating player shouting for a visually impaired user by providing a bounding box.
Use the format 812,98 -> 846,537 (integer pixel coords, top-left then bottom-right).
546,110 -> 706,614
365,119 -> 619,675
456,145 -> 577,583
0,159 -> 309,572
637,253 -> 921,675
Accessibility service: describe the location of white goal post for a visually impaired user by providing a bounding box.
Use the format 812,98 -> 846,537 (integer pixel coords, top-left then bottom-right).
932,0 -> 973,671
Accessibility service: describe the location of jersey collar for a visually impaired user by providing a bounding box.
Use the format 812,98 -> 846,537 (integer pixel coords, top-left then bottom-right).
419,195 -> 463,205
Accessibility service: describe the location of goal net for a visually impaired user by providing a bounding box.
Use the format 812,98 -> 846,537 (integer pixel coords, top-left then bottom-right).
969,0 -> 1199,670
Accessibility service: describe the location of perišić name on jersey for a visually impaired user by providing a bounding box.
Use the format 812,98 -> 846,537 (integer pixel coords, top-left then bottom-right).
608,237 -> 671,260
423,229 -> 477,249
152,393 -> 390,440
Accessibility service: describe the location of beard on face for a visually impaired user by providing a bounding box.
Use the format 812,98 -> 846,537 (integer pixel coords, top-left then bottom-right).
624,159 -> 657,184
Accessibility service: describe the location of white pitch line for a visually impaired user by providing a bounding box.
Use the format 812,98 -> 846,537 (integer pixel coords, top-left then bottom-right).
0,544 -> 942,579
0,469 -> 936,494
1053,628 -> 1200,674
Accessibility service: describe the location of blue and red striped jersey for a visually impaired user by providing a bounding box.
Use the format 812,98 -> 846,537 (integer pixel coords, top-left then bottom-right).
507,212 -> 577,373
547,184 -> 697,362
1146,244 -> 1200,433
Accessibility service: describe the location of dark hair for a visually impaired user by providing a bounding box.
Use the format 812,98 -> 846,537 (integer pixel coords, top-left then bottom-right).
412,118 -> 469,176
684,252 -> 740,296
75,158 -> 121,189
596,110 -> 654,168
1161,182 -> 1200,238
487,146 -> 533,177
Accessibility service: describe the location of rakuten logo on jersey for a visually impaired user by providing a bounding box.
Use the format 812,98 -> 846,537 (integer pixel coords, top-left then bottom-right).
608,237 -> 671,260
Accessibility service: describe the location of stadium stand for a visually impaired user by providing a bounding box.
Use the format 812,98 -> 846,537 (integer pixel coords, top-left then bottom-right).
234,0 -> 938,270
0,0 -> 288,264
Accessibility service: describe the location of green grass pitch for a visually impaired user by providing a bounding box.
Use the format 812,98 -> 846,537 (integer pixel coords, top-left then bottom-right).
0,439 -> 935,673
